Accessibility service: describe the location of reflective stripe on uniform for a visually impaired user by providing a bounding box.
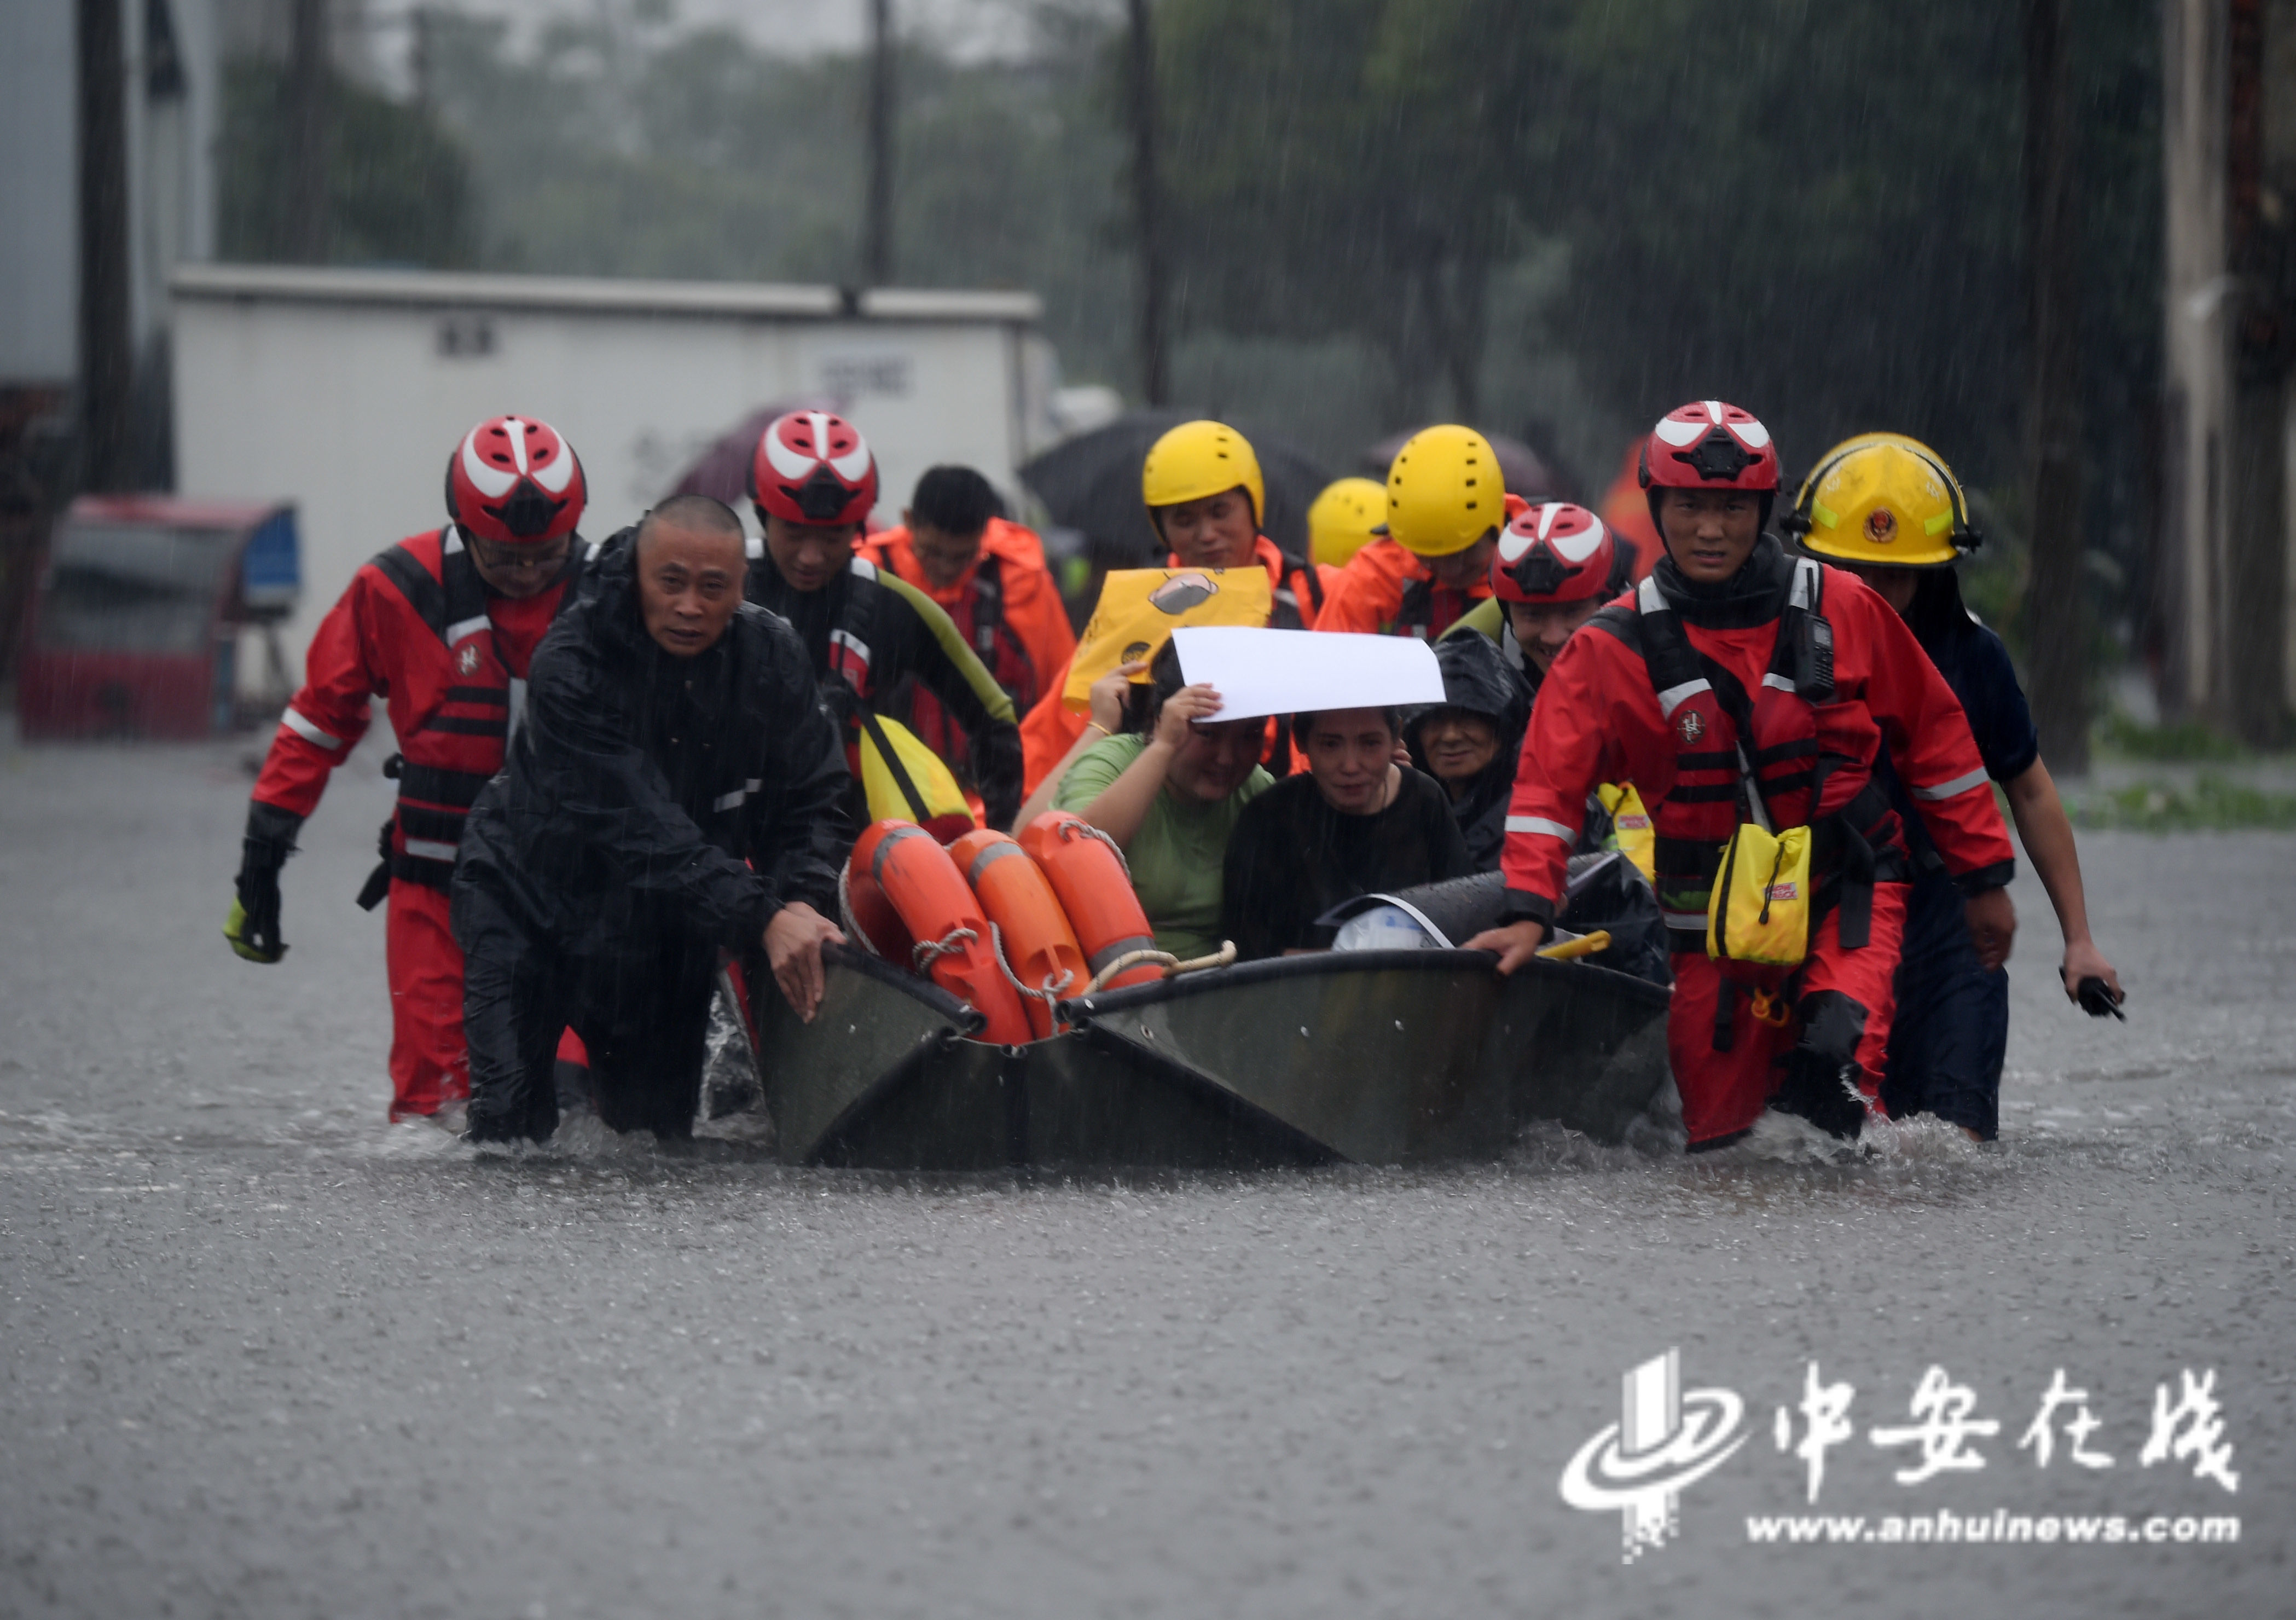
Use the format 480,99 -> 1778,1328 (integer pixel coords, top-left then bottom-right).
1506,814 -> 1577,842
445,615 -> 490,645
1761,672 -> 1797,692
1655,678 -> 1710,718
830,628 -> 871,667
711,777 -> 764,813
1910,767 -> 1991,801
1789,557 -> 1819,610
280,708 -> 343,749
403,837 -> 459,861
1662,908 -> 1709,931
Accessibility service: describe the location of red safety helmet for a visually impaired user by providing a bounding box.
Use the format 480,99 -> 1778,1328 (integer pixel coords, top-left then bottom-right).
1636,400 -> 1780,493
445,415 -> 587,546
749,409 -> 878,527
1492,502 -> 1624,605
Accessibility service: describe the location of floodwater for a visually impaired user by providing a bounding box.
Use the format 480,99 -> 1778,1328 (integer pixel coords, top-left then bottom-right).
1,732 -> 2287,1618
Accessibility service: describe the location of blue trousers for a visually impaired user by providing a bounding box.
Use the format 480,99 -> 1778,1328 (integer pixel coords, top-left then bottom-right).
1880,935 -> 2008,1139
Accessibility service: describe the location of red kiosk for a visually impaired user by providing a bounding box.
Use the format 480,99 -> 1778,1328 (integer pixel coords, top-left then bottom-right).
16,496 -> 300,739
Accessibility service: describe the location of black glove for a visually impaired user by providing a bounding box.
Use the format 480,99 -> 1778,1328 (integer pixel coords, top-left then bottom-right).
225,802 -> 303,964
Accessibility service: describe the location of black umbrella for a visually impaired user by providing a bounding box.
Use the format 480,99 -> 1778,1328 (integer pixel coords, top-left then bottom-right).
1019,411 -> 1332,567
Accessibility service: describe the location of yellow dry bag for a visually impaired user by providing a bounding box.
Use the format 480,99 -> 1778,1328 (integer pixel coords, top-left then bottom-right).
1597,782 -> 1656,884
856,710 -> 977,844
1706,821 -> 1814,966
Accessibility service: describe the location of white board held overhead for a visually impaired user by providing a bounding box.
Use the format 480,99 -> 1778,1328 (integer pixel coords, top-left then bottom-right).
1168,627 -> 1447,721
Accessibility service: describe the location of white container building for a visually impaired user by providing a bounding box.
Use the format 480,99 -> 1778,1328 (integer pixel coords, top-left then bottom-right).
171,262 -> 1054,686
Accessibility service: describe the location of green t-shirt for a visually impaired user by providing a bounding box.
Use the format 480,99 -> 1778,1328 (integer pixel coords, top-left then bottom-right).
1052,733 -> 1273,959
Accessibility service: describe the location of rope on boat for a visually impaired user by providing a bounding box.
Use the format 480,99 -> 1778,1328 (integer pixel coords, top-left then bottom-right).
1080,939 -> 1233,996
988,922 -> 1075,1022
835,862 -> 880,959
1056,815 -> 1132,882
912,925 -> 979,974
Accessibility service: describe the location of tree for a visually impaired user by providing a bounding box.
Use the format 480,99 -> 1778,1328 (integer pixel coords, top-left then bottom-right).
217,58 -> 474,268
1155,0 -> 1544,419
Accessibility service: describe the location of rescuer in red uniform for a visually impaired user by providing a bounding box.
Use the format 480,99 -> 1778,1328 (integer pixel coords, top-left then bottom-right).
1466,401 -> 2019,1151
225,414 -> 589,1127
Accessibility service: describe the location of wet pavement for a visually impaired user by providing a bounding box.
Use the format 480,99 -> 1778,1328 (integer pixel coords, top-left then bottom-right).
1,732 -> 2288,1618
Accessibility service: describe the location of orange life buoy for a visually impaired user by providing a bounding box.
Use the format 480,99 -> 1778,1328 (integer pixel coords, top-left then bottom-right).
1018,811 -> 1164,990
949,828 -> 1087,1039
854,819 -> 1033,1044
843,820 -> 916,962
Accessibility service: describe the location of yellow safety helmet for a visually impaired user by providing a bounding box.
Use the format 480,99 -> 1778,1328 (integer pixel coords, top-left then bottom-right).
1307,476 -> 1385,568
1382,424 -> 1504,557
1141,419 -> 1265,530
1788,433 -> 1981,569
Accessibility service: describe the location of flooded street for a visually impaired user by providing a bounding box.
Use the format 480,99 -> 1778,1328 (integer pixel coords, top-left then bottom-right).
2,733 -> 2287,1619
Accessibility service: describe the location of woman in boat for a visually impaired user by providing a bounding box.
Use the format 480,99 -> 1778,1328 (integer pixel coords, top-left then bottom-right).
1039,640 -> 1274,959
1402,629 -> 1531,872
1220,707 -> 1475,959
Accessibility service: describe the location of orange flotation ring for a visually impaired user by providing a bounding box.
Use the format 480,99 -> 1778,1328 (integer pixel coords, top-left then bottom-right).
949,829 -> 1088,1039
1018,811 -> 1164,991
850,819 -> 1033,1044
842,820 -> 916,963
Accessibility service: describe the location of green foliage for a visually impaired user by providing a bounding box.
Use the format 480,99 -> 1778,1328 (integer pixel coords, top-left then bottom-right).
1151,0 -> 2160,606
420,9 -> 1134,387
2096,713 -> 2249,763
2064,774 -> 2296,832
1155,0 -> 1550,418
211,0 -> 2165,580
216,59 -> 474,267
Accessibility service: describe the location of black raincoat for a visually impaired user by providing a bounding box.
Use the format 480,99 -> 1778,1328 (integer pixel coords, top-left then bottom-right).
1405,630 -> 1533,872
453,527 -> 850,1140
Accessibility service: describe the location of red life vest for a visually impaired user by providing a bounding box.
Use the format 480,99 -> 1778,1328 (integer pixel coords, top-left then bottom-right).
883,552 -> 1041,764
366,529 -> 577,893
1632,557 -> 1902,950
1389,573 -> 1477,640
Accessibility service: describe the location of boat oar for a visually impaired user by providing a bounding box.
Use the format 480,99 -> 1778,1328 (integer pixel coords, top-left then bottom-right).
1535,929 -> 1612,962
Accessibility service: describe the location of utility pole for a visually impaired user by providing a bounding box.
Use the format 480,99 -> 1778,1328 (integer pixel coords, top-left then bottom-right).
409,5 -> 433,111
1126,0 -> 1168,407
863,0 -> 894,286
2021,0 -> 2090,773
77,0 -> 131,491
2224,0 -> 2289,746
287,0 -> 331,264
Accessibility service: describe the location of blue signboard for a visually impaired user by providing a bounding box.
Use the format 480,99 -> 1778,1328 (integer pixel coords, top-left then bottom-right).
241,507 -> 301,615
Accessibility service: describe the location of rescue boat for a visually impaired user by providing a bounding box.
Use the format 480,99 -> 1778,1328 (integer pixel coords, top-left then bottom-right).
734,839 -> 1672,1170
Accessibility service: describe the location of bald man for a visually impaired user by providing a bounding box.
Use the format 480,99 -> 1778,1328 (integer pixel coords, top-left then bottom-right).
452,495 -> 850,1143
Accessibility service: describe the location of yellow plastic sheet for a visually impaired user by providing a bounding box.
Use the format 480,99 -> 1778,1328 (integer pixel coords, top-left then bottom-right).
1062,567 -> 1272,708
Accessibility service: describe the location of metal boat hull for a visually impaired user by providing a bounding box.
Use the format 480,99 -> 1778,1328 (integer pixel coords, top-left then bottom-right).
755,947 -> 1669,1169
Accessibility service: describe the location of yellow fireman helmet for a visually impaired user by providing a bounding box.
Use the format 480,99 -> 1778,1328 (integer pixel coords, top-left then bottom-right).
1307,476 -> 1385,568
1789,433 -> 1980,569
1382,424 -> 1505,557
1141,419 -> 1265,530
